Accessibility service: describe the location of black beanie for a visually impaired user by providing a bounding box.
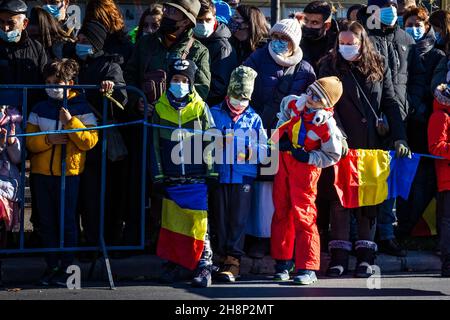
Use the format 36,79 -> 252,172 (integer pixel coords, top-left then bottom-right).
79,20 -> 108,52
168,59 -> 197,91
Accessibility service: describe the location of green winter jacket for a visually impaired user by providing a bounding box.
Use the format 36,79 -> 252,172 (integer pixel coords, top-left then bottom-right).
124,29 -> 211,113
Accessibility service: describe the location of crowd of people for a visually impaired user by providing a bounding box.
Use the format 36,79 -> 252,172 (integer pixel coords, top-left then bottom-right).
0,0 -> 449,289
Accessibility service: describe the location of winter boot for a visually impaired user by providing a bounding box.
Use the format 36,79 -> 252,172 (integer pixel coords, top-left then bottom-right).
273,260 -> 294,281
216,256 -> 240,282
326,240 -> 352,277
354,240 -> 377,278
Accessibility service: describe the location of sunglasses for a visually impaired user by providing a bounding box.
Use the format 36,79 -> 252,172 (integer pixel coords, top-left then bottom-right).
306,88 -> 321,103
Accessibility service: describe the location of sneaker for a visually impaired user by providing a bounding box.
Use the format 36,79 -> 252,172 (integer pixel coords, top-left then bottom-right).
378,239 -> 407,257
191,266 -> 212,288
39,267 -> 60,286
293,270 -> 317,285
216,256 -> 240,283
273,260 -> 294,281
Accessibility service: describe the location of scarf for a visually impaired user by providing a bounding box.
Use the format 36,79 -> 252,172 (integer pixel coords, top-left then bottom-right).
225,97 -> 247,122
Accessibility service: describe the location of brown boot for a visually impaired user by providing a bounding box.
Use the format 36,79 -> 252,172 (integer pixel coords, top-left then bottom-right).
216,256 -> 240,282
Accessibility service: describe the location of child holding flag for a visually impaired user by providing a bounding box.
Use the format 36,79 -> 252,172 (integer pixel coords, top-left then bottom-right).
270,76 -> 344,285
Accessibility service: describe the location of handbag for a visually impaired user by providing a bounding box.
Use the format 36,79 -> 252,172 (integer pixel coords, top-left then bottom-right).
349,70 -> 390,137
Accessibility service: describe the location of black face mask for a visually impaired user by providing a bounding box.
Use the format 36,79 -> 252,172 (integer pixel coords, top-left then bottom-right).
159,16 -> 179,36
302,26 -> 325,40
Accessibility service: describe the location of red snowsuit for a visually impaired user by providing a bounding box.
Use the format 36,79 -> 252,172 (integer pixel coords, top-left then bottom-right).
271,104 -> 342,271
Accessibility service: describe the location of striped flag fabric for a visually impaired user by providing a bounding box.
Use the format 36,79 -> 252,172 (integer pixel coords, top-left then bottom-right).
334,149 -> 421,208
156,183 -> 208,270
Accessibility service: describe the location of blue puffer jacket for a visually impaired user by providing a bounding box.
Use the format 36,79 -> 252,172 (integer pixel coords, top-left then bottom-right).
210,102 -> 267,184
243,44 -> 316,129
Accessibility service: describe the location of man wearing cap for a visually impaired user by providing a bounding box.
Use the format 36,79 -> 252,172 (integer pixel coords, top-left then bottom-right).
367,0 -> 426,257
124,0 -> 211,116
0,0 -> 48,108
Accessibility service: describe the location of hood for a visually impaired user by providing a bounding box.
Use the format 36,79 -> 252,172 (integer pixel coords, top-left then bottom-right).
416,27 -> 436,56
434,84 -> 450,111
208,22 -> 231,40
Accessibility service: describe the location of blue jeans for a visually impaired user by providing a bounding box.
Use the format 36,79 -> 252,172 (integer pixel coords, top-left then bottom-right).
33,174 -> 80,269
377,198 -> 396,241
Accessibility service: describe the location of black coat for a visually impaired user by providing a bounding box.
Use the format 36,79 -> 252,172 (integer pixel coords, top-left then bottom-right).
198,23 -> 238,106
0,31 -> 48,113
229,35 -> 268,65
369,26 -> 426,121
407,28 -> 445,153
103,31 -> 134,67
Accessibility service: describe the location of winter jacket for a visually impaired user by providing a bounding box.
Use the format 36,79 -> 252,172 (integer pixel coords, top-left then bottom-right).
431,56 -> 449,96
210,102 -> 266,183
369,25 -> 427,120
26,92 -> 99,176
103,31 -> 134,67
407,28 -> 445,154
197,23 -> 238,106
428,99 -> 450,192
229,36 -> 268,65
150,89 -> 216,180
243,44 -> 316,129
78,51 -> 128,120
124,29 -> 211,112
0,31 -> 48,109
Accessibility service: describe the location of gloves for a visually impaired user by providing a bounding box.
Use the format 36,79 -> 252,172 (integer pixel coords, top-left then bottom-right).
394,140 -> 411,158
278,132 -> 293,152
291,147 -> 310,163
341,138 -> 349,158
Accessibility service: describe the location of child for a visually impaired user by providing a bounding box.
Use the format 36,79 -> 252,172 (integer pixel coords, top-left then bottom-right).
209,65 -> 265,282
271,76 -> 344,285
151,59 -> 217,288
26,58 -> 99,286
428,83 -> 450,277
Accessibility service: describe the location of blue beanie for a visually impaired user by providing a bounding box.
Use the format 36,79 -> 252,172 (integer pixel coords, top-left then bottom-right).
367,0 -> 397,7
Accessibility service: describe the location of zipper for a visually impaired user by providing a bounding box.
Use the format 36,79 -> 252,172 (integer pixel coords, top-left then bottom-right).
49,118 -> 60,176
178,109 -> 185,176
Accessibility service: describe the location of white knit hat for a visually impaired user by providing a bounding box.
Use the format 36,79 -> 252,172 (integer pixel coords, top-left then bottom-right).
270,18 -> 303,48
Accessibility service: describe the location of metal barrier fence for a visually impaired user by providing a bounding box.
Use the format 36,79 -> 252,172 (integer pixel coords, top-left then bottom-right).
0,84 -> 150,289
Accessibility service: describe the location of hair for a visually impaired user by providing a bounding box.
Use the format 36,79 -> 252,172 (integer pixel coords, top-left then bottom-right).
198,0 -> 216,17
346,4 -> 365,20
236,5 -> 269,51
136,4 -> 163,40
43,58 -> 80,83
83,0 -> 125,33
29,6 -> 74,49
304,1 -> 332,22
327,20 -> 384,82
429,10 -> 450,52
403,6 -> 429,26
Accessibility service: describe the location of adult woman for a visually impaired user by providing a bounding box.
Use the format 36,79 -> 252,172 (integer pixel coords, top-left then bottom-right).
318,21 -> 409,278
396,6 -> 445,238
28,6 -> 75,60
130,4 -> 163,44
83,0 -> 133,66
429,10 -> 450,53
229,5 -> 269,64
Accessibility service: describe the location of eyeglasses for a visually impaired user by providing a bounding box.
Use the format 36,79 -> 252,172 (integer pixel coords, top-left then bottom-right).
306,88 -> 321,102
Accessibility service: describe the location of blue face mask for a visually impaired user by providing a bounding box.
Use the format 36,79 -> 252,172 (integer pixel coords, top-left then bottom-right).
193,21 -> 215,38
405,26 -> 426,41
270,39 -> 289,55
76,43 -> 94,60
169,82 -> 190,99
0,28 -> 21,43
397,16 -> 404,28
339,44 -> 360,61
379,6 -> 398,27
42,4 -> 63,20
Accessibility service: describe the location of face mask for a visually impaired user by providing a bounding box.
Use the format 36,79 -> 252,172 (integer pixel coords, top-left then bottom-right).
302,26 -> 324,40
397,16 -> 404,28
159,16 -> 179,36
46,88 -> 65,100
228,19 -> 242,34
405,26 -> 425,41
142,32 -> 150,37
379,6 -> 398,27
229,97 -> 249,110
193,20 -> 215,38
42,4 -> 63,20
270,39 -> 289,55
76,43 -> 94,60
0,29 -> 21,43
339,44 -> 360,61
169,82 -> 190,99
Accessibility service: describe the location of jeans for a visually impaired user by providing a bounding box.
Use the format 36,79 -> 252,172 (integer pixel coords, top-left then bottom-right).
33,174 -> 80,269
377,198 -> 396,241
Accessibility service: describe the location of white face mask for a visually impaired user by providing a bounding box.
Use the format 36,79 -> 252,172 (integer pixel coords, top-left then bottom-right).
339,44 -> 361,61
46,88 -> 65,100
229,97 -> 249,110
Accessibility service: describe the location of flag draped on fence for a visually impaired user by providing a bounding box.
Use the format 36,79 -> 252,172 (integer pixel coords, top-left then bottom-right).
157,183 -> 208,270
334,149 -> 421,208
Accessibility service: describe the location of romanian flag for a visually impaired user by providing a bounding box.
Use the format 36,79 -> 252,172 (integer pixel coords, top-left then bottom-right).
156,183 -> 208,270
334,149 -> 420,208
